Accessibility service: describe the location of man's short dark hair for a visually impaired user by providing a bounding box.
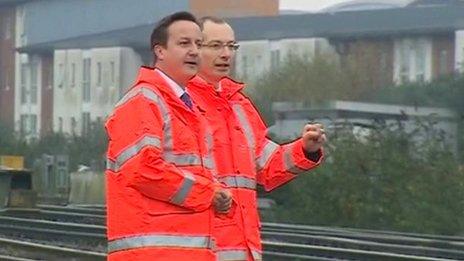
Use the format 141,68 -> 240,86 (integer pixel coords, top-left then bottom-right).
198,16 -> 227,29
150,11 -> 199,63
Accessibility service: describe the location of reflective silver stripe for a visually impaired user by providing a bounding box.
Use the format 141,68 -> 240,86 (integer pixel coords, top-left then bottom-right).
106,158 -> 118,172
218,176 -> 256,190
148,86 -> 203,167
217,249 -> 248,261
114,86 -> 171,149
203,126 -> 217,172
107,135 -> 161,172
170,170 -> 196,205
114,86 -> 140,108
251,250 -> 262,260
216,249 -> 262,261
115,86 -> 160,109
255,139 -> 279,171
232,104 -> 255,159
114,86 -> 203,167
283,144 -> 307,174
108,234 -> 214,253
203,156 -> 215,170
164,152 -> 202,166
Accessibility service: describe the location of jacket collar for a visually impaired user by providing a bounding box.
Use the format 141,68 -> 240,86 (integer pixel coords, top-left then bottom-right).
135,66 -> 191,97
133,66 -> 197,121
220,77 -> 245,98
189,75 -> 245,99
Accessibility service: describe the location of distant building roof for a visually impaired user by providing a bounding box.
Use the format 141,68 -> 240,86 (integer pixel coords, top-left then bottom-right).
407,0 -> 464,7
0,0 -> 36,6
272,100 -> 456,118
18,3 -> 464,53
230,4 -> 464,41
279,10 -> 311,15
321,0 -> 412,13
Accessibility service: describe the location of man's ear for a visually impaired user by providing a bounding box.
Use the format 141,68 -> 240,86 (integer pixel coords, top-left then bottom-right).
154,45 -> 164,61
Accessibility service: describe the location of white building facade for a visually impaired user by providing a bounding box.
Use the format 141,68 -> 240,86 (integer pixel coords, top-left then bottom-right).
53,47 -> 142,135
14,53 -> 42,137
455,30 -> 464,73
235,38 -> 334,82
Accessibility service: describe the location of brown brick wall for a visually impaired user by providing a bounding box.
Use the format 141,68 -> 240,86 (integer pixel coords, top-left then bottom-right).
41,54 -> 54,136
337,38 -> 394,88
189,0 -> 278,18
431,34 -> 455,79
0,7 -> 16,129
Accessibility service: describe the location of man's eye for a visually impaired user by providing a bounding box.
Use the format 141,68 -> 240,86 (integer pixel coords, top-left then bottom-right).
210,43 -> 222,49
179,41 -> 190,47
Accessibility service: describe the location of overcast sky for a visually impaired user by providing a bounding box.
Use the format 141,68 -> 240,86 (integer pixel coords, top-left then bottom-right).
279,0 -> 350,12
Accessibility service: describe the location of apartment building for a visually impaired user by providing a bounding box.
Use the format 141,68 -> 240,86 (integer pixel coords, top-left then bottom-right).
3,0 -> 277,137
4,0 -> 464,137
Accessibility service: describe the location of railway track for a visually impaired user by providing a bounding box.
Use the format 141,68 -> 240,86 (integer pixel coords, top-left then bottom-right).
1,212 -> 464,260
0,237 -> 105,261
37,204 -> 106,216
0,207 -> 104,224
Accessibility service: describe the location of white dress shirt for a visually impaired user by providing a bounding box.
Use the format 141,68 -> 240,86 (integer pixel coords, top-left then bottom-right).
155,68 -> 187,98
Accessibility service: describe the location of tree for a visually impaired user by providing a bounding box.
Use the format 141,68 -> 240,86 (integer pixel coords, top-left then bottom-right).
263,121 -> 464,235
248,53 -> 388,125
0,120 -> 27,156
0,121 -> 108,172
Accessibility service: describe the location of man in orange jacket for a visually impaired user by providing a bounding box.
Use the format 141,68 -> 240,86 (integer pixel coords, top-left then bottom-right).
187,17 -> 326,261
105,12 -> 232,261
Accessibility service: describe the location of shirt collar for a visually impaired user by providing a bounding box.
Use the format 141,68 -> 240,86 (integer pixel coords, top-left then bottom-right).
155,68 -> 185,98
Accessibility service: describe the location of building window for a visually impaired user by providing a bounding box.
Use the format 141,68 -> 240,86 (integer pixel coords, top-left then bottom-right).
48,66 -> 53,89
462,47 -> 464,66
18,114 -> 36,136
82,112 -> 91,136
396,39 -> 428,84
255,55 -> 262,75
30,62 -> 38,104
97,62 -> 102,86
58,117 -> 63,133
71,117 -> 77,135
20,64 -> 28,104
58,63 -> 64,88
20,114 -> 28,136
110,61 -> 115,84
71,63 -> 76,87
271,50 -> 280,71
460,47 -> 464,71
399,43 -> 410,83
30,114 -> 37,134
439,50 -> 448,76
83,58 -> 91,102
379,51 -> 388,84
415,45 -> 425,82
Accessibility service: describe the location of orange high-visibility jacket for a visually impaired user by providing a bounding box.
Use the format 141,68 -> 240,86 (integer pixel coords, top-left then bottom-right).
105,67 -> 218,261
187,76 -> 323,261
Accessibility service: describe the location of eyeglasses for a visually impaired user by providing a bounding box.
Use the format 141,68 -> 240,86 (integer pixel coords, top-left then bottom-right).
201,41 -> 240,52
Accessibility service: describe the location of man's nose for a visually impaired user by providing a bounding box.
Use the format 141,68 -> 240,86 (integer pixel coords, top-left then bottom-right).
220,47 -> 232,58
189,44 -> 200,56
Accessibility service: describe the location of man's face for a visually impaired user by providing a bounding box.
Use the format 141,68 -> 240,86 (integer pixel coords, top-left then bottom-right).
198,21 -> 237,84
155,20 -> 202,84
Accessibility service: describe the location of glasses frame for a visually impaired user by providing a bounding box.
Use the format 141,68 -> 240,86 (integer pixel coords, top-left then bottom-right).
201,41 -> 240,52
